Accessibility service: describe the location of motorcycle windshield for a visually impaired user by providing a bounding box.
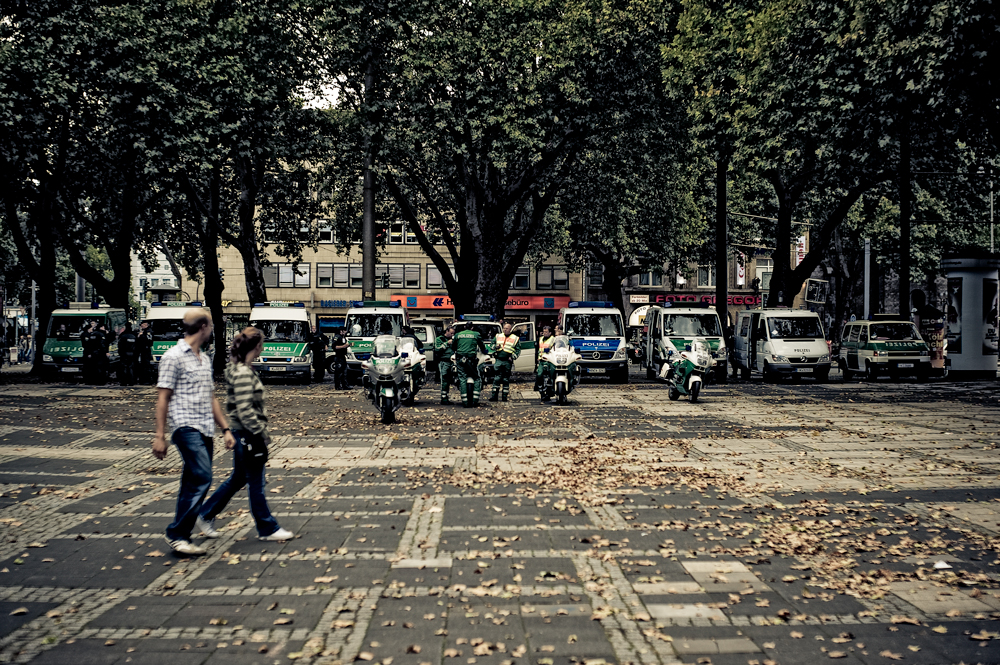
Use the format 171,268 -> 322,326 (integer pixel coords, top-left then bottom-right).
690,340 -> 710,355
373,335 -> 400,358
550,335 -> 571,350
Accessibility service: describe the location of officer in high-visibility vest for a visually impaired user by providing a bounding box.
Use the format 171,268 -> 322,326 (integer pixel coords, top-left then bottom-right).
435,324 -> 457,404
488,322 -> 521,402
453,321 -> 488,407
534,325 -> 555,393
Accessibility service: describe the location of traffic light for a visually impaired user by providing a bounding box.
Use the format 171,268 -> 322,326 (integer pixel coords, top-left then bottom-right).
379,274 -> 390,289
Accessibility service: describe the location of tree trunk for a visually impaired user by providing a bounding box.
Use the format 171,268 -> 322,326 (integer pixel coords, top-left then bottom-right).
234,156 -> 268,305
769,176 -> 794,307
898,108 -> 911,315
715,156 -> 729,326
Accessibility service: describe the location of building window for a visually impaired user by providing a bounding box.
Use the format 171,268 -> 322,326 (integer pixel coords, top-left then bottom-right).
537,265 -> 568,290
755,258 -> 773,291
389,222 -> 405,244
318,223 -> 335,244
697,265 -> 716,288
317,264 -> 333,287
427,264 -> 456,289
265,263 -> 310,288
511,266 -> 530,290
588,264 -> 604,288
376,264 -> 422,288
405,225 -> 418,244
405,265 -> 420,288
349,265 -> 363,288
638,271 -> 662,286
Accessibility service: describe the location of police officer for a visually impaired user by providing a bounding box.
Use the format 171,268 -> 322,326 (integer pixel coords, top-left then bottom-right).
489,322 -> 520,402
400,326 -> 424,351
118,323 -> 139,386
331,327 -> 350,389
453,321 -> 488,407
137,321 -> 154,384
95,323 -> 111,384
80,321 -> 99,383
308,325 -> 329,382
435,324 -> 456,404
534,325 -> 555,394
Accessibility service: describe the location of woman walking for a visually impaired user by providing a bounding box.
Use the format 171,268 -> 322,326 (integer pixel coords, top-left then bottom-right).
197,327 -> 293,542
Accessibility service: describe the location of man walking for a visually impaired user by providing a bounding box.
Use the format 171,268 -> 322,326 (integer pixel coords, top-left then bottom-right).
331,327 -> 350,389
435,324 -> 456,404
307,324 -> 328,382
489,321 -> 520,402
453,321 -> 488,407
152,309 -> 235,556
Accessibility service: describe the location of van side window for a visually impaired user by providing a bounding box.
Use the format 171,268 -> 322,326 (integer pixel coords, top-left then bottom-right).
858,326 -> 868,344
740,317 -> 750,337
848,325 -> 860,343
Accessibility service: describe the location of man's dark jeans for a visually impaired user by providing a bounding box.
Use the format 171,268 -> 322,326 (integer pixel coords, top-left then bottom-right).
165,427 -> 213,542
200,430 -> 279,537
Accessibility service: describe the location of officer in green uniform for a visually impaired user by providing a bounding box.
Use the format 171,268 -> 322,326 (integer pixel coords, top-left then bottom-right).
453,322 -> 488,407
489,322 -> 521,402
435,325 -> 457,404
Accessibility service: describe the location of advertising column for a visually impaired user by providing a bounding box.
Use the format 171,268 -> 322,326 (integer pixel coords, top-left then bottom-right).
941,255 -> 1000,379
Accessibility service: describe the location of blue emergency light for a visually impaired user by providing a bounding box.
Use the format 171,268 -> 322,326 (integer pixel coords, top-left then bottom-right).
568,301 -> 614,308
349,301 -> 401,308
458,314 -> 495,321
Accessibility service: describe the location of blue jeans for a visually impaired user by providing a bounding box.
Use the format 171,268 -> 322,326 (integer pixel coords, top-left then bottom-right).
200,430 -> 279,537
165,427 -> 214,542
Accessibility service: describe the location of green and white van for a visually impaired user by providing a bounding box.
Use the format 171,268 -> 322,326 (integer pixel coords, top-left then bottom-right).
42,304 -> 127,376
838,317 -> 931,381
643,305 -> 727,383
144,301 -> 214,371
249,302 -> 313,383
344,301 -> 410,380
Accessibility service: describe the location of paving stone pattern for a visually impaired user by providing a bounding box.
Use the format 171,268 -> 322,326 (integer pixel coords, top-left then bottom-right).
0,376 -> 998,664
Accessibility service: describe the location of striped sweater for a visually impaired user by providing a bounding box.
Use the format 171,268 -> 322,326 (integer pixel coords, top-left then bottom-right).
225,362 -> 269,437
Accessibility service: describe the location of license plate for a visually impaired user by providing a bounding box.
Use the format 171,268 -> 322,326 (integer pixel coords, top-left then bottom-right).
61,367 -> 80,373
269,366 -> 287,372
795,367 -> 812,373
898,363 -> 913,368
588,367 -> 606,374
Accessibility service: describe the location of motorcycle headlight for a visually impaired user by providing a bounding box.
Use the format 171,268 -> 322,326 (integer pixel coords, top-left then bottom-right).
772,354 -> 789,363
42,354 -> 53,362
717,347 -> 727,359
818,354 -> 830,363
612,347 -> 626,361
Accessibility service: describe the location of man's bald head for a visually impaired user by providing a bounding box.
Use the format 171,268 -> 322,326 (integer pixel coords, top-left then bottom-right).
182,308 -> 213,335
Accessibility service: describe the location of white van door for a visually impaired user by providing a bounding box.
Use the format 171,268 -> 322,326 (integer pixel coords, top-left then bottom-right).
511,322 -> 535,372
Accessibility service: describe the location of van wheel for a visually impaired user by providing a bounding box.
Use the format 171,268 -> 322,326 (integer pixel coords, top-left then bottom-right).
864,361 -> 875,382
762,362 -> 774,382
740,366 -> 750,381
815,369 -> 829,383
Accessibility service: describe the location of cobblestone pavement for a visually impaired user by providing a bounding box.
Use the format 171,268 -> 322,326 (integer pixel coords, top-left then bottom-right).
0,371 -> 998,665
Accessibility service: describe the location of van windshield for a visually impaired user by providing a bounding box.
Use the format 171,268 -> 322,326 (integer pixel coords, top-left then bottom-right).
871,322 -> 920,340
564,313 -> 623,337
254,320 -> 307,342
346,313 -> 404,337
768,317 -> 824,339
48,316 -> 95,340
664,314 -> 721,337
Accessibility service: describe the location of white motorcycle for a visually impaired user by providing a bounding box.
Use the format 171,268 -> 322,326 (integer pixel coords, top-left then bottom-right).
538,335 -> 582,405
361,335 -> 415,424
659,337 -> 711,402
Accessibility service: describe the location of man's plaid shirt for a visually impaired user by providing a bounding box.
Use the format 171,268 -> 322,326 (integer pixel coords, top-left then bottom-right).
157,339 -> 215,438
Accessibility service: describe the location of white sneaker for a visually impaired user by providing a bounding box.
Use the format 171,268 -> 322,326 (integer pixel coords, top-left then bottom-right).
259,527 -> 294,542
165,537 -> 207,556
196,516 -> 219,539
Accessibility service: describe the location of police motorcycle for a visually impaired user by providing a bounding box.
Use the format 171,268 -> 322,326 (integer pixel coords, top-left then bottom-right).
398,338 -> 428,406
538,335 -> 582,405
361,335 -> 414,424
658,337 -> 711,402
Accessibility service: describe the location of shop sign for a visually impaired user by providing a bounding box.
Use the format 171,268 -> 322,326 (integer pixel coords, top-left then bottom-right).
630,292 -> 764,306
391,295 -> 571,310
320,299 -> 351,308
629,294 -> 649,304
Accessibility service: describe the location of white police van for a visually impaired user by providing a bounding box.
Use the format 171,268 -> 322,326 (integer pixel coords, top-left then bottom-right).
344,300 -> 410,381
557,302 -> 628,383
733,308 -> 831,381
249,302 -> 313,383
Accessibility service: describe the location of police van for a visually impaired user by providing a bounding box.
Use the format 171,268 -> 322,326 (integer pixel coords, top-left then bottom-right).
643,305 -> 727,383
249,302 -> 313,383
344,301 -> 410,380
144,301 -> 214,371
838,316 -> 931,381
733,308 -> 831,381
557,302 -> 628,383
42,303 -> 127,376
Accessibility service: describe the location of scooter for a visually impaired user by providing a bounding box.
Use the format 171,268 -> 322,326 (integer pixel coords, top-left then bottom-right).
451,350 -> 494,406
361,335 -> 411,424
538,335 -> 582,405
399,339 -> 427,406
659,338 -> 711,402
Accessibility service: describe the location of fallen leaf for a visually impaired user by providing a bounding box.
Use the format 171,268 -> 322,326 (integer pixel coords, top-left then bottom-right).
931,626 -> 947,634
273,618 -> 293,625
357,652 -> 374,661
406,645 -> 422,654
9,607 -> 28,616
790,631 -> 804,639
827,651 -> 847,659
145,550 -> 165,557
879,651 -> 902,660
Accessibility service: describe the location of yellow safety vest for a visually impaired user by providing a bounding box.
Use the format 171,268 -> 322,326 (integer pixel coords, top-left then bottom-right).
494,333 -> 519,355
538,335 -> 554,353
